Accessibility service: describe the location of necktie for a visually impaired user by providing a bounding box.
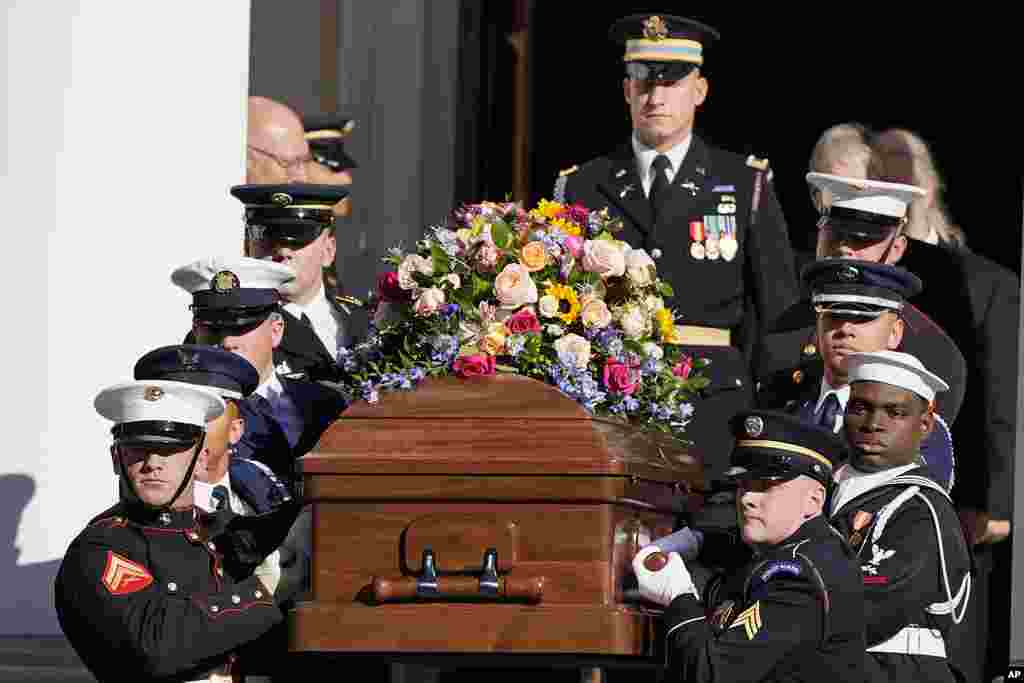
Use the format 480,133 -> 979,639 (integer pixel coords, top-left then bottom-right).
210,485 -> 230,512
649,155 -> 672,218
267,387 -> 303,449
817,393 -> 842,432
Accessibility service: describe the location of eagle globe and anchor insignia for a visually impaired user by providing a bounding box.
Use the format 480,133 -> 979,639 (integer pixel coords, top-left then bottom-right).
642,15 -> 669,40
212,270 -> 240,293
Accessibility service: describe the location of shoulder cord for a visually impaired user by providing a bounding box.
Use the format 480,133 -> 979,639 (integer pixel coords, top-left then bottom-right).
866,481 -> 969,625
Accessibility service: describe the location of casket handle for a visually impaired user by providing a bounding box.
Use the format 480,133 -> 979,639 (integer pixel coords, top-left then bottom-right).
371,574 -> 545,604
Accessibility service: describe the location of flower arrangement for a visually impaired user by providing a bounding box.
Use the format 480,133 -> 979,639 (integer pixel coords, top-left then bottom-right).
337,199 -> 709,439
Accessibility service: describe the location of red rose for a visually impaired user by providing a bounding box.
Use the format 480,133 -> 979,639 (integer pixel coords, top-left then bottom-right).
672,356 -> 693,380
453,354 -> 496,378
505,308 -> 541,335
603,358 -> 640,395
377,271 -> 409,302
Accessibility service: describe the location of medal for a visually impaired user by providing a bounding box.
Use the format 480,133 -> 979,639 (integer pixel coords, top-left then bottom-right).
690,242 -> 706,260
705,215 -> 721,261
720,216 -> 738,262
689,220 -> 705,260
706,237 -> 721,260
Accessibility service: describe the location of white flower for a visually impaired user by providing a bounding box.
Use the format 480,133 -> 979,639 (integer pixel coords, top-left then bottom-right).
625,248 -> 656,286
553,333 -> 592,369
580,299 -> 612,329
643,295 -> 665,313
642,342 -> 664,360
398,254 -> 434,290
538,294 -> 560,318
413,287 -> 446,316
445,273 -> 461,289
620,305 -> 649,339
546,324 -> 565,337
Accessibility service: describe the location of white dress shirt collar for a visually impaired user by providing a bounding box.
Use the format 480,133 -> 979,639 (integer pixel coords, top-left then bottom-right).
632,133 -> 692,195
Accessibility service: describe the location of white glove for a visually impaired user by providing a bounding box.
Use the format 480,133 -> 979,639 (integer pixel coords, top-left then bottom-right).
632,545 -> 697,606
253,548 -> 282,596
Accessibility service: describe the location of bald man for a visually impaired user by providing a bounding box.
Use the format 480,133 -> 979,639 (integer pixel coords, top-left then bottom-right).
246,96 -> 311,184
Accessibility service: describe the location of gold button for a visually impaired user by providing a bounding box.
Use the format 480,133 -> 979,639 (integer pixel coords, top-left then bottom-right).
207,542 -> 216,551
167,582 -> 178,592
210,605 -> 219,613
187,531 -> 199,541
231,595 -> 241,604
802,343 -> 817,357
216,567 -> 224,577
792,369 -> 804,384
255,590 -> 264,599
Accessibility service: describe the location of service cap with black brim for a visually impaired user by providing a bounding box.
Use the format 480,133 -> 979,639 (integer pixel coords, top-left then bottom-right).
171,256 -> 294,328
726,410 -> 847,488
808,172 -> 927,241
767,258 -> 923,332
231,183 -> 350,247
134,345 -> 260,400
609,13 -> 720,82
303,114 -> 358,171
95,380 -> 225,449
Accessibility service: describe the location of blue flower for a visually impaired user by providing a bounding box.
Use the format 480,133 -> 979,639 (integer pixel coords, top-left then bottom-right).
506,335 -> 526,357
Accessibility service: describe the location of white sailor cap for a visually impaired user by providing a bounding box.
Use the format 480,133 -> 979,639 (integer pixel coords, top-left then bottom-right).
171,257 -> 295,327
95,380 -> 225,447
845,350 -> 949,403
807,172 -> 926,220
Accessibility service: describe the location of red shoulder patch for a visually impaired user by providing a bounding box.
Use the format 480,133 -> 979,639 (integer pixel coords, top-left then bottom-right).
102,551 -> 154,595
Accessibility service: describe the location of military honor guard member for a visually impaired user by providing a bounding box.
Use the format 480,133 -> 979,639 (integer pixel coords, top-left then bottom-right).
759,259 -> 958,491
303,114 -> 357,199
55,380 -> 293,682
172,256 -> 348,484
134,344 -> 293,515
633,411 -> 864,682
233,183 -> 351,381
831,350 -> 971,682
555,14 -> 800,480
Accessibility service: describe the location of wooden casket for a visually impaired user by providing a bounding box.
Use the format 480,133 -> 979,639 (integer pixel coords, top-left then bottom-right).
289,374 -> 702,665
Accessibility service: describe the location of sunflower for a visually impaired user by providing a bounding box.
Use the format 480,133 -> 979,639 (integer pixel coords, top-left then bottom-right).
544,283 -> 581,325
655,307 -> 675,339
530,199 -> 565,221
549,217 -> 583,237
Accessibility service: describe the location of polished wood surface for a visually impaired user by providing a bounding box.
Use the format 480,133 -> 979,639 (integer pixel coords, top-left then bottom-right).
293,375 -> 700,657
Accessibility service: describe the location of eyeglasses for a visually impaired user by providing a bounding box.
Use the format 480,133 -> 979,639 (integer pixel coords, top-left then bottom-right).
247,144 -> 313,175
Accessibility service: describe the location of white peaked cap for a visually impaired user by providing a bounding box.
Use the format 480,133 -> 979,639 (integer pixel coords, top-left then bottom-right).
845,350 -> 949,403
95,380 -> 225,427
807,172 -> 927,219
170,256 -> 295,294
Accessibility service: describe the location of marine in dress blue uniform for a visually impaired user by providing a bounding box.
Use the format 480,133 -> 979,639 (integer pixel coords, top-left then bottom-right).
830,351 -> 972,682
55,381 -> 298,682
633,411 -> 864,682
555,14 -> 800,485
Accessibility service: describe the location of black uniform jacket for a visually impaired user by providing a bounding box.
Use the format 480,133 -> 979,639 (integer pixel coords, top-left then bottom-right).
54,502 -> 290,682
830,466 -> 972,683
662,515 -> 865,682
274,308 -> 341,382
560,137 -> 799,480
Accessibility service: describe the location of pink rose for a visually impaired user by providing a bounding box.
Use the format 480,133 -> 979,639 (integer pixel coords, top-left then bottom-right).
377,271 -> 410,302
582,240 -> 626,278
505,307 -> 541,335
563,235 -> 584,259
603,358 -> 640,395
493,263 -> 539,309
413,287 -> 446,316
673,355 -> 693,380
453,354 -> 496,378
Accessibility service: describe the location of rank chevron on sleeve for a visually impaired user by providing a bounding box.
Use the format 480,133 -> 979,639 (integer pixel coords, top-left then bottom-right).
102,551 -> 154,595
728,601 -> 763,639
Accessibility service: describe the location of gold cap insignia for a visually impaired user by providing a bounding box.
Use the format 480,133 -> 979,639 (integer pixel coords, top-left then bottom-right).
143,386 -> 164,402
212,270 -> 240,293
642,15 -> 669,40
270,192 -> 293,207
792,369 -> 804,384
802,343 -> 817,357
744,415 -> 765,438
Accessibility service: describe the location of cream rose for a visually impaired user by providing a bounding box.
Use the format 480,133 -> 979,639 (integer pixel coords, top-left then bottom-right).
398,254 -> 434,290
643,295 -> 665,313
538,294 -> 560,318
582,240 -> 626,278
553,333 -> 592,369
494,263 -> 539,309
519,241 -> 548,272
641,342 -> 664,360
445,273 -> 462,289
620,305 -> 649,339
413,287 -> 446,316
625,248 -> 656,286
580,299 -> 612,329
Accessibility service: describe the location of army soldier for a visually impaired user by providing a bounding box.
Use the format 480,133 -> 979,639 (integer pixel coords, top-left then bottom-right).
233,183 -> 352,381
832,351 -> 971,682
633,410 -> 864,682
759,259 -> 958,491
55,380 -> 297,682
555,13 -> 799,480
172,256 -> 348,483
303,113 -> 357,217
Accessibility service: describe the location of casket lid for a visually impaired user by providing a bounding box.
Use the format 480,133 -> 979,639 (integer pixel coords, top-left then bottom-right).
302,375 -> 700,485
